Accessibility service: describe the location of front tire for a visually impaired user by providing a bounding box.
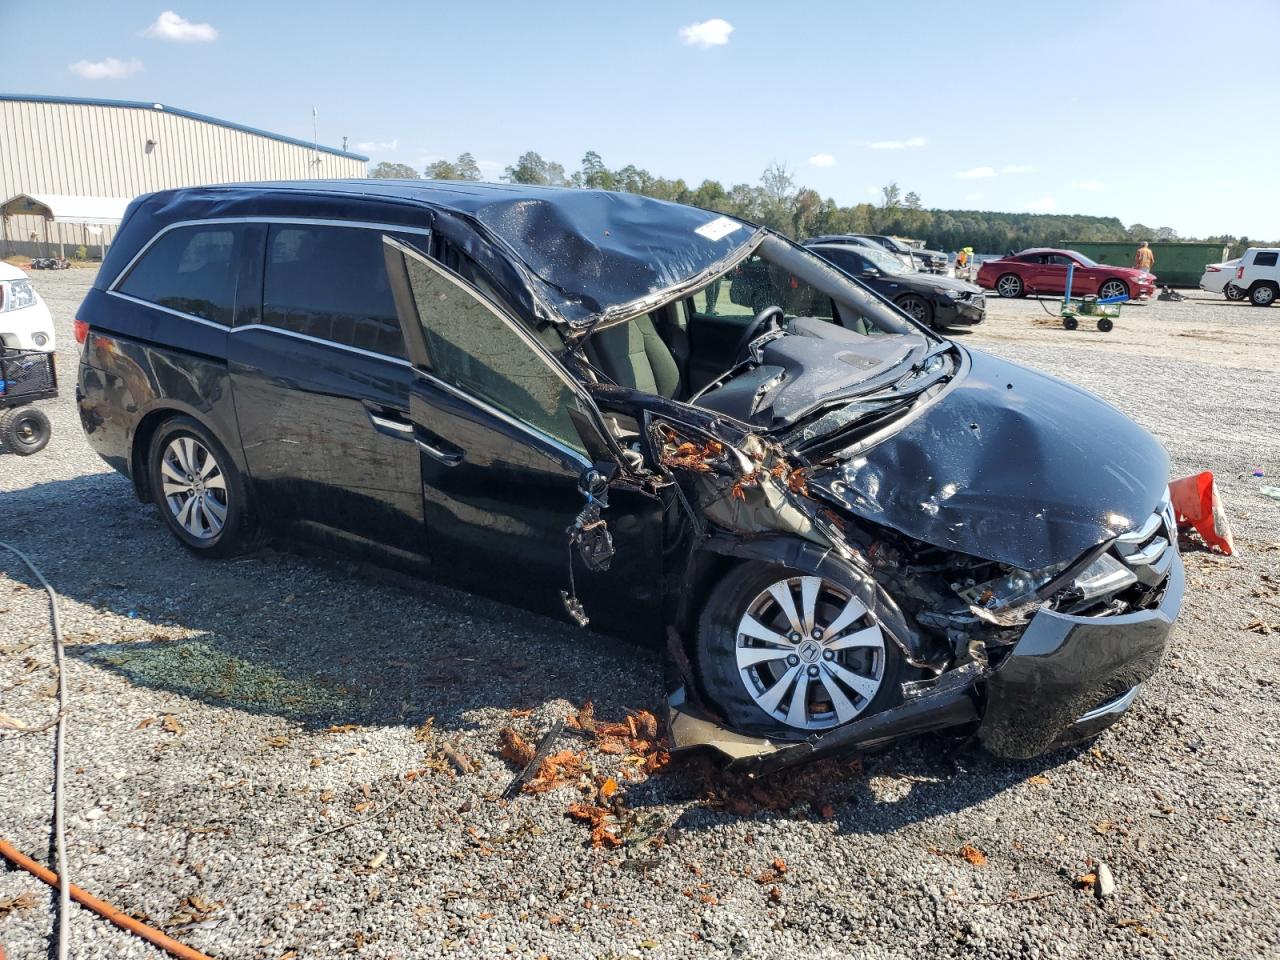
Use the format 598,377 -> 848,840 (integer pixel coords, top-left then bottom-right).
1098,279 -> 1129,301
1249,282 -> 1277,307
995,273 -> 1024,298
148,416 -> 255,557
895,293 -> 935,328
695,563 -> 904,737
0,407 -> 51,455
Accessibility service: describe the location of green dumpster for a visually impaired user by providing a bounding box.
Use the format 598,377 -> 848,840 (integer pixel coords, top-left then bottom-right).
1066,241 -> 1229,287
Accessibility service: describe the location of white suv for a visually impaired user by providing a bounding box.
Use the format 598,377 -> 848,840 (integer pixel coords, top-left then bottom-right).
1233,247 -> 1280,307
0,261 -> 56,350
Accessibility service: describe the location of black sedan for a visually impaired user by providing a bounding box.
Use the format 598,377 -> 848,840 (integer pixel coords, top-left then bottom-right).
806,240 -> 985,329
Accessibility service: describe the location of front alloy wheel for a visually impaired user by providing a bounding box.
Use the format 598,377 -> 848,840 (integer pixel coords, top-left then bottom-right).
1224,283 -> 1245,301
696,564 -> 903,737
896,294 -> 934,327
1098,279 -> 1129,300
735,576 -> 886,730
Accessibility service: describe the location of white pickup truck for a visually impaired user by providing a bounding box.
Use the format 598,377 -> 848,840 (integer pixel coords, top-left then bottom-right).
1233,247 -> 1280,307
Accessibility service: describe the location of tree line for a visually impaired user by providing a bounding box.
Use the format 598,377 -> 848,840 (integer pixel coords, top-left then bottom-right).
370,153 -> 1264,256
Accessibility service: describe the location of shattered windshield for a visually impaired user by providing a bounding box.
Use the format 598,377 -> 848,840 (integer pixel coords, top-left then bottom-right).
860,246 -> 908,276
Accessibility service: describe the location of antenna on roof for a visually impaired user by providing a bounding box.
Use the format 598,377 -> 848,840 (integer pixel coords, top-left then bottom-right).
310,105 -> 321,173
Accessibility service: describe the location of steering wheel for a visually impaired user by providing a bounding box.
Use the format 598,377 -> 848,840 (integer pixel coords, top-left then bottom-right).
730,305 -> 785,363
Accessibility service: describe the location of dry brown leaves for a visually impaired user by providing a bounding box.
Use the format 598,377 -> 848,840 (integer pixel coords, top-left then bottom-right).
690,753 -> 859,817
659,437 -> 725,474
169,894 -> 221,927
565,802 -> 623,849
958,843 -> 988,867
323,724 -> 359,735
754,857 -> 789,885
730,471 -> 761,502
566,703 -> 670,777
498,727 -> 535,767
0,891 -> 37,917
929,843 -> 988,867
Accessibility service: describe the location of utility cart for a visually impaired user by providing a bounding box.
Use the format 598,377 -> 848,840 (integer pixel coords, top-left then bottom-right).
1059,261 -> 1124,332
0,349 -> 57,455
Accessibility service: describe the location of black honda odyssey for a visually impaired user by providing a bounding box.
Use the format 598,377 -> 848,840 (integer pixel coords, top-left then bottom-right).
76,180 -> 1182,773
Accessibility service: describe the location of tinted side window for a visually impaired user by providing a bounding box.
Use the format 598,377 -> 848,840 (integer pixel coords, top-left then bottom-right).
1254,251 -> 1278,267
118,224 -> 245,324
263,224 -> 405,357
403,255 -> 585,454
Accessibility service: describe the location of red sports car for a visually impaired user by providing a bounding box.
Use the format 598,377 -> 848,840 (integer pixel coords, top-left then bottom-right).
977,248 -> 1155,301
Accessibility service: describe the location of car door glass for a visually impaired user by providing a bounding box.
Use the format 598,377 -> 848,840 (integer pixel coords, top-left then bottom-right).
1255,251 -> 1278,267
402,253 -> 587,454
263,224 -> 406,357
117,224 -> 244,324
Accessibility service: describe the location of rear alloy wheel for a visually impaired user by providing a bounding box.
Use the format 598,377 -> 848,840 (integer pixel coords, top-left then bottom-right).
1249,283 -> 1277,307
0,407 -> 51,456
995,273 -> 1023,298
148,416 -> 255,557
1098,279 -> 1129,301
1224,283 -> 1245,301
696,565 -> 903,735
896,293 -> 935,328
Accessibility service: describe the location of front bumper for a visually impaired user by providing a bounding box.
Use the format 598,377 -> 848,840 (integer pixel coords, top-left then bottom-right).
977,549 -> 1183,758
667,550 -> 1182,776
937,296 -> 986,325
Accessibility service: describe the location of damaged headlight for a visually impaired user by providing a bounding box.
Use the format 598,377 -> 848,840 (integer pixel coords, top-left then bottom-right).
959,553 -> 1138,612
1064,553 -> 1137,603
957,562 -> 1066,610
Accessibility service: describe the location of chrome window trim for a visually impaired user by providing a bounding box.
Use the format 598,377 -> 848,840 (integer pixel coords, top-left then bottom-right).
107,216 -> 433,292
105,290 -> 232,331
229,323 -> 412,366
417,369 -> 590,470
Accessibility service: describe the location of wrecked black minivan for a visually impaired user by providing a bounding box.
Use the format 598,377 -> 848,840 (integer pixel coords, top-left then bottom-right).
76,180 -> 1182,774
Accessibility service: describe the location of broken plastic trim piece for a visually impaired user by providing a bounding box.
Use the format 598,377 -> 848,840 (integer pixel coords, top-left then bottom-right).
666,662 -> 984,777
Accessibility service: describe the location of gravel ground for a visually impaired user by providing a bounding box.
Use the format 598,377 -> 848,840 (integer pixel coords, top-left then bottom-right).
2,270 -> 1278,960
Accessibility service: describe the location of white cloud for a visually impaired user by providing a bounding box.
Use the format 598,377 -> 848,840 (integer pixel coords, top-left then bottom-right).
870,136 -> 926,150
143,11 -> 218,42
954,166 -> 995,179
355,138 -> 400,152
68,57 -> 144,80
1001,163 -> 1034,174
1025,196 -> 1058,212
807,153 -> 836,168
865,187 -> 878,196
1071,179 -> 1106,191
678,18 -> 733,47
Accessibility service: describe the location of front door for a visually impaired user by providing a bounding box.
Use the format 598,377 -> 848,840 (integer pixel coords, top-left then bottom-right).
383,236 -> 664,640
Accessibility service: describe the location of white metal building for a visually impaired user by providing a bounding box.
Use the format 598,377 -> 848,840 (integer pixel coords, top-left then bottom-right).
1,94 -> 367,257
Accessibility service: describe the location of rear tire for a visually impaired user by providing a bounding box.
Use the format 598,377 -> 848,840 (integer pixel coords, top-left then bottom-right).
995,273 -> 1024,298
148,416 -> 256,558
1249,282 -> 1277,307
0,407 -> 51,456
695,562 -> 905,738
1224,283 -> 1245,301
1097,317 -> 1114,332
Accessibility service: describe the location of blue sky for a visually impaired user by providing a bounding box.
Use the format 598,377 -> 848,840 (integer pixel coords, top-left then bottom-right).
5,0 -> 1279,238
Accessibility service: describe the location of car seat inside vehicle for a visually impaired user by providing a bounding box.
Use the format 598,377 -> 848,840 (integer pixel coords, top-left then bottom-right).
585,307 -> 688,401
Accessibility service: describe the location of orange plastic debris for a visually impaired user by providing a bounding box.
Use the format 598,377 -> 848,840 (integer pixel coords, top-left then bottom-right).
1168,471 -> 1234,555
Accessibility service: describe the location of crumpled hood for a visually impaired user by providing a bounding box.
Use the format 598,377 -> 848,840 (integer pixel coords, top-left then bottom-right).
812,348 -> 1170,570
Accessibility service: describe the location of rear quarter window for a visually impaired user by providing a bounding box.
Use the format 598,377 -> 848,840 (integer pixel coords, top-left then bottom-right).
1252,251 -> 1278,268
116,224 -> 246,324
262,224 -> 406,357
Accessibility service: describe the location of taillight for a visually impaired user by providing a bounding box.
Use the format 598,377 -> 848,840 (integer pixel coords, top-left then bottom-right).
1236,266 -> 1245,280
1206,265 -> 1221,273
73,318 -> 89,344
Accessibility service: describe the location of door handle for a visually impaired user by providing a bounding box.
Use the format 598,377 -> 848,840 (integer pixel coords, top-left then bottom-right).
416,435 -> 463,466
367,408 -> 414,438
